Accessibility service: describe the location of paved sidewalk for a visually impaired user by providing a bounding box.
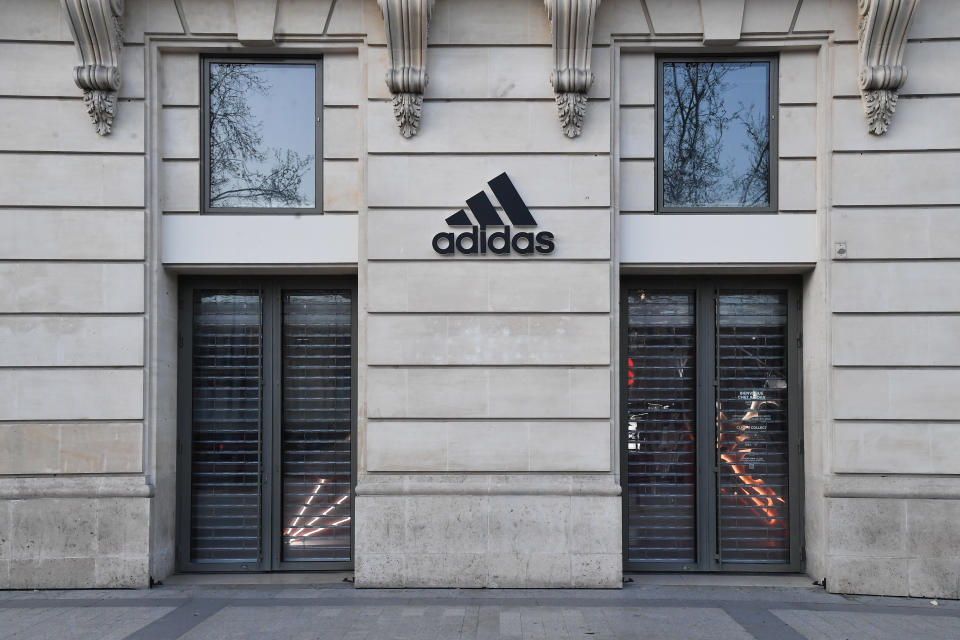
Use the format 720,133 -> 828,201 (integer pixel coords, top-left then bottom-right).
1,578 -> 958,640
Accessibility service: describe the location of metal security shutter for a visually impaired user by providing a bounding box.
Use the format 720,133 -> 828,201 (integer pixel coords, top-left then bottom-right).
280,291 -> 353,562
188,290 -> 263,564
624,290 -> 698,564
178,277 -> 356,572
715,290 -> 790,564
622,278 -> 802,573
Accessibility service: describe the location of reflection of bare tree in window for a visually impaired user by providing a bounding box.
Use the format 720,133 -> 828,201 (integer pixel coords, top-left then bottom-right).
662,62 -> 769,208
209,64 -> 313,207
734,110 -> 770,207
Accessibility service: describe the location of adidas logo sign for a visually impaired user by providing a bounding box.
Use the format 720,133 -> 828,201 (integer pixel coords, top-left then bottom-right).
432,172 -> 556,255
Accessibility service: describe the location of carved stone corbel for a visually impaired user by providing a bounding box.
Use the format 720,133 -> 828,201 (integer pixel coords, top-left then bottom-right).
857,0 -> 919,135
63,0 -> 124,136
378,0 -> 434,137
545,0 -> 601,138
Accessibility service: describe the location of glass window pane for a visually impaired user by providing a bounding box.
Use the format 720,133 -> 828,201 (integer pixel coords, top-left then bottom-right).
280,290 -> 353,562
189,290 -> 262,564
662,61 -> 771,209
716,290 -> 790,564
624,289 -> 698,564
208,63 -> 316,209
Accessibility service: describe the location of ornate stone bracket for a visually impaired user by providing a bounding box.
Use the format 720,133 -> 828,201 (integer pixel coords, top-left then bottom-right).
857,0 -> 919,135
378,0 -> 434,138
545,0 -> 601,138
63,0 -> 125,136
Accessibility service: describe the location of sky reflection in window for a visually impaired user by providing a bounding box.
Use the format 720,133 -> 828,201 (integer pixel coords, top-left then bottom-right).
662,61 -> 771,209
208,63 -> 316,209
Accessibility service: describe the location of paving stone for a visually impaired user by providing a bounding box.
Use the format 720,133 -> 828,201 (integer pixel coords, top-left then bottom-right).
0,584 -> 956,640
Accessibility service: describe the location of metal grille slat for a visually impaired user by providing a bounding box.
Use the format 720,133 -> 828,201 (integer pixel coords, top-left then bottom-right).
716,289 -> 790,565
189,290 -> 262,565
280,291 -> 353,563
625,289 -> 698,564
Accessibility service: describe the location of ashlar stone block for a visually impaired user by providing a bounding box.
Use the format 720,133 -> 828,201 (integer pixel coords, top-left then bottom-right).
0,369 -> 144,421
833,262 -> 960,313
124,0 -> 184,42
620,53 -> 655,106
366,100 -> 609,154
161,161 -> 200,212
368,314 -> 610,366
833,152 -> 960,207
324,54 -> 361,106
367,367 -> 609,419
741,0 -> 800,34
161,107 -> 200,159
0,316 -> 143,367
323,107 -> 360,159
908,558 -> 960,600
0,155 -> 144,208
0,263 -> 144,313
368,155 -> 609,208
619,107 -> 655,159
644,0 -> 702,34
780,50 -> 818,104
0,210 -> 144,261
907,499 -> 960,558
837,206 -> 960,259
827,498 -> 906,556
161,53 -> 200,106
367,261 -> 610,313
430,0 -> 550,45
179,0 -> 237,34
0,99 -> 143,153
827,556 -> 909,596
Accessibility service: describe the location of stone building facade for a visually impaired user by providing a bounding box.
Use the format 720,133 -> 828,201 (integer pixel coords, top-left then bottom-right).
1,0 -> 958,598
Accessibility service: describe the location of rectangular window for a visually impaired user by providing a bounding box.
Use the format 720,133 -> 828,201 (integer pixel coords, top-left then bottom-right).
657,58 -> 778,212
622,277 -> 802,572
202,59 -> 322,213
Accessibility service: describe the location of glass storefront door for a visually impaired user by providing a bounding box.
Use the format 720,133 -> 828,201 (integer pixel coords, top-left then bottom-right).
622,277 -> 803,572
177,277 -> 355,571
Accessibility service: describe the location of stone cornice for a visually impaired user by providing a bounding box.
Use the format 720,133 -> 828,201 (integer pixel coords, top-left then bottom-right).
62,0 -> 124,136
545,0 -> 601,138
857,0 -> 919,135
378,0 -> 434,138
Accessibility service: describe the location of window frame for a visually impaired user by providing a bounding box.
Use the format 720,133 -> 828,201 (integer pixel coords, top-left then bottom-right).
201,57 -> 324,215
655,55 -> 779,214
176,276 -> 357,573
619,276 -> 804,573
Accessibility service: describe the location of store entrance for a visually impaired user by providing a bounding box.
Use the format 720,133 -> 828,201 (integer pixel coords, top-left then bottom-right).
176,277 -> 355,571
621,277 -> 803,572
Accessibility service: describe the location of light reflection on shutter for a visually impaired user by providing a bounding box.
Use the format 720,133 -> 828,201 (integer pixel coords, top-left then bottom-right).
280,291 -> 353,562
624,290 -> 698,563
189,290 -> 262,564
716,290 -> 790,564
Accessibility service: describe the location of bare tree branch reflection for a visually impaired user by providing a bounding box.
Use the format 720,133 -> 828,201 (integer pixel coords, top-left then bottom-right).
209,64 -> 313,207
662,62 -> 770,208
735,109 -> 771,207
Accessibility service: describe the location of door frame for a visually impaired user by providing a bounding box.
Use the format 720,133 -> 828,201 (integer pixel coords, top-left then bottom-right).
620,275 -> 804,573
175,275 -> 358,572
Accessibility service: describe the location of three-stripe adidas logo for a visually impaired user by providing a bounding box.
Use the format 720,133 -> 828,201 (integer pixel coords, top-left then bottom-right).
432,172 -> 556,255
